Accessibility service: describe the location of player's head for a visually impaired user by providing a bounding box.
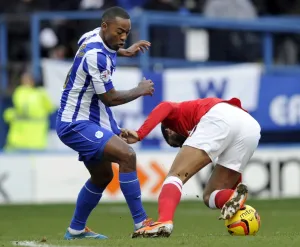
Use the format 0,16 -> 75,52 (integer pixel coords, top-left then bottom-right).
161,125 -> 187,148
100,6 -> 131,51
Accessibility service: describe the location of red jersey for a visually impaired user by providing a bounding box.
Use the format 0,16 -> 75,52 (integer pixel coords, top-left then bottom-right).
136,97 -> 245,140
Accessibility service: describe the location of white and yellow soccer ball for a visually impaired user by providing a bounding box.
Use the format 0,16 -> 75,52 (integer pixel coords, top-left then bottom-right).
225,205 -> 261,236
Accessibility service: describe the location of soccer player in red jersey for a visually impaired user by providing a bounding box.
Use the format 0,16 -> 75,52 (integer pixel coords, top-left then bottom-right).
124,97 -> 261,238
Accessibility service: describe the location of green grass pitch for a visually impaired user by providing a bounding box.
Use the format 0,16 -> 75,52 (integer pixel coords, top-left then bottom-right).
1,199 -> 300,247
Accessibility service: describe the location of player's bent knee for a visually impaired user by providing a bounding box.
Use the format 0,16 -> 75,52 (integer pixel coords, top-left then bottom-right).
119,146 -> 136,172
123,146 -> 136,164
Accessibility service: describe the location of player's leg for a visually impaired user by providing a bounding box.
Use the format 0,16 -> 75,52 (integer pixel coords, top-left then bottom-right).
67,134 -> 149,232
65,160 -> 112,240
202,164 -> 245,219
158,147 -> 211,222
204,107 -> 261,220
58,120 -> 117,239
132,146 -> 212,238
58,120 -> 149,238
218,114 -> 260,220
101,136 -> 150,230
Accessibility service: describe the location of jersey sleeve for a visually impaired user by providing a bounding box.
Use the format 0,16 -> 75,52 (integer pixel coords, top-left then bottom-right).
137,102 -> 174,140
85,51 -> 114,95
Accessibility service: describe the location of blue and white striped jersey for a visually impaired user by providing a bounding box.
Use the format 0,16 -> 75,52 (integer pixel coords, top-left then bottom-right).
57,28 -> 121,135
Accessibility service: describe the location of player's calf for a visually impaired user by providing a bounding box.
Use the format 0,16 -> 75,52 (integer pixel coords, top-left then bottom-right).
103,139 -> 149,230
204,189 -> 235,209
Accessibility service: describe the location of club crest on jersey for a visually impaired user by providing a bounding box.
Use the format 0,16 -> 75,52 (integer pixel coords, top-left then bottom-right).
95,131 -> 103,139
100,70 -> 110,82
77,43 -> 87,57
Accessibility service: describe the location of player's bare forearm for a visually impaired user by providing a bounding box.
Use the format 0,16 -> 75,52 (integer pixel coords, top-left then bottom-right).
117,49 -> 127,57
99,78 -> 154,107
98,87 -> 142,107
109,88 -> 142,106
117,41 -> 151,57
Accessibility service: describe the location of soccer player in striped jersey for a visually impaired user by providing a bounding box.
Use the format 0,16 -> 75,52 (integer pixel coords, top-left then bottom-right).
124,98 -> 261,238
56,7 -> 154,240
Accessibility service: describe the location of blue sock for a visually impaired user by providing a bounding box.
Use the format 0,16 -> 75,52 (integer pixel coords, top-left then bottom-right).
119,171 -> 147,225
70,179 -> 104,231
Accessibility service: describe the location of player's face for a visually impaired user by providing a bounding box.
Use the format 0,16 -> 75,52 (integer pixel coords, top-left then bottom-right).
101,17 -> 131,51
165,129 -> 186,148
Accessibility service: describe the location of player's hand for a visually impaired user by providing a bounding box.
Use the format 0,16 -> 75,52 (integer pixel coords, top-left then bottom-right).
118,40 -> 151,57
119,128 -> 129,142
125,130 -> 140,144
138,77 -> 154,96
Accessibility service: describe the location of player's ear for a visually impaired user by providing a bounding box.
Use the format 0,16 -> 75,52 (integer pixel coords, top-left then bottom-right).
101,22 -> 108,31
161,125 -> 171,146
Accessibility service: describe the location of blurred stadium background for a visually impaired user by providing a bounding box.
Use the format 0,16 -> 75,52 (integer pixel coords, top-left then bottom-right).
1,0 -> 300,246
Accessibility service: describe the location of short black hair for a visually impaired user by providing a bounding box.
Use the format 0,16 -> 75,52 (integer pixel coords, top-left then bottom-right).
101,6 -> 130,23
161,125 -> 187,148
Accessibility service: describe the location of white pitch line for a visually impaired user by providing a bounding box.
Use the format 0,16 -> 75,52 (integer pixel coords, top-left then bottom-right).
12,241 -> 91,247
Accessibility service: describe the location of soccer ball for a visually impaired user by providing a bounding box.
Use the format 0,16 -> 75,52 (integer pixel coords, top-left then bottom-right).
225,204 -> 261,236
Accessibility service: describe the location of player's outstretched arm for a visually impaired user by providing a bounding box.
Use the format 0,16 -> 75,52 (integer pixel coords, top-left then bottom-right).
122,102 -> 174,144
136,102 -> 174,140
117,40 -> 151,57
98,77 -> 154,107
86,52 -> 154,107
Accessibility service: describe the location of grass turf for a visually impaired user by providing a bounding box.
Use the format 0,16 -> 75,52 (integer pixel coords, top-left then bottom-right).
1,199 -> 300,247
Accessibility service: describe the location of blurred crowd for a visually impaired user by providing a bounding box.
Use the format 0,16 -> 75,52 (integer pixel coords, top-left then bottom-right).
1,0 -> 300,66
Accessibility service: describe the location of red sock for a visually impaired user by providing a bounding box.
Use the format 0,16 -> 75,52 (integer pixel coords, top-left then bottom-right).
214,189 -> 234,209
209,176 -> 242,209
158,176 -> 182,222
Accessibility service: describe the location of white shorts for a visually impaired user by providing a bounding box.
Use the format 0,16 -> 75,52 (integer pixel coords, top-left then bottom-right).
183,103 -> 261,173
